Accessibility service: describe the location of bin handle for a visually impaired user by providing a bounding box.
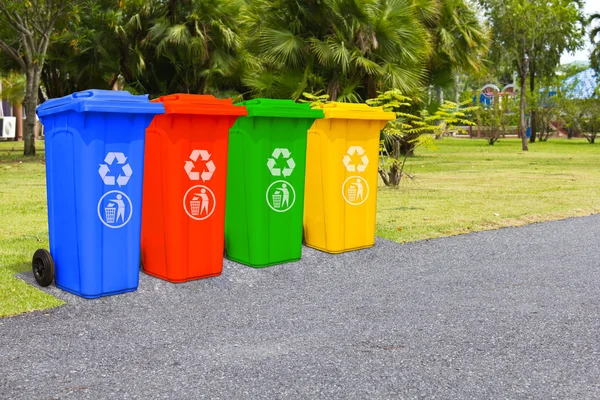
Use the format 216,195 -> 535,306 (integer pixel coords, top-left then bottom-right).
72,91 -> 94,99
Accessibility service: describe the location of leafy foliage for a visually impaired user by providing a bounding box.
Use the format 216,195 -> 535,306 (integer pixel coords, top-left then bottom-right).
480,0 -> 585,149
591,13 -> 600,72
367,89 -> 477,186
526,84 -> 559,142
558,88 -> 600,144
298,91 -> 330,107
0,72 -> 25,106
0,0 -> 80,155
242,0 -> 433,100
42,0 -> 246,98
474,92 -> 518,145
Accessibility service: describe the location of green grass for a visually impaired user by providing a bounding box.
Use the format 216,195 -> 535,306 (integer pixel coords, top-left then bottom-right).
1,138 -> 600,317
377,138 -> 600,242
0,141 -> 64,318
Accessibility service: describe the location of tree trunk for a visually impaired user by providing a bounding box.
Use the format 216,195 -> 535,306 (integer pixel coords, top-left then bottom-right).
530,110 -> 536,143
23,67 -> 41,156
392,138 -> 401,159
529,62 -> 536,143
519,69 -> 529,151
388,161 -> 401,186
378,167 -> 390,186
400,140 -> 415,156
367,75 -> 377,99
13,103 -> 23,141
455,72 -> 460,105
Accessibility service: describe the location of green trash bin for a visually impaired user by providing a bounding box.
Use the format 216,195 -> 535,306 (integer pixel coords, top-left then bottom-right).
225,99 -> 324,267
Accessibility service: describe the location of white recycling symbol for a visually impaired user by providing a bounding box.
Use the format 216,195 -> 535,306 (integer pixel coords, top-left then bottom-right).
98,152 -> 133,187
184,149 -> 215,182
342,146 -> 368,172
267,148 -> 295,177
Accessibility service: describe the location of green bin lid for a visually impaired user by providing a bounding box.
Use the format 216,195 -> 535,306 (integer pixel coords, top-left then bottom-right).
236,98 -> 324,119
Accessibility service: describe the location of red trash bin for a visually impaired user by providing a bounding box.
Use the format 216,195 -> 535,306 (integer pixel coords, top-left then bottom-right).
141,94 -> 247,282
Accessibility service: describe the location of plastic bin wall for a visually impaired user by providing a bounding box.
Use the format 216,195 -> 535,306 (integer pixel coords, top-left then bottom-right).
141,94 -> 247,282
38,90 -> 164,298
303,103 -> 395,253
225,99 -> 324,267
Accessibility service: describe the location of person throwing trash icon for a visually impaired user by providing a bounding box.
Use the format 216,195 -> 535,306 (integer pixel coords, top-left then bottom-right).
199,188 -> 210,215
354,178 -> 364,201
112,194 -> 126,223
280,183 -> 290,208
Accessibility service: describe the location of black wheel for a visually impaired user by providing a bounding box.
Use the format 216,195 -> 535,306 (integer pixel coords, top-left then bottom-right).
32,249 -> 54,287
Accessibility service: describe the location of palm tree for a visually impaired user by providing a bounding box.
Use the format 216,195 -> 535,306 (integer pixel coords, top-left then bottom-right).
243,0 -> 432,101
41,0 -> 246,98
42,0 -> 123,98
0,72 -> 25,141
145,0 -> 246,96
422,0 -> 489,104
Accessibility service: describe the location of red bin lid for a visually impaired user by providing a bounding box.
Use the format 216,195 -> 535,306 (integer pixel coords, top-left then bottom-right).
152,94 -> 248,116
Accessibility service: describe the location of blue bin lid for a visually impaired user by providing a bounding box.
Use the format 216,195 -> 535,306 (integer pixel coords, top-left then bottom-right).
37,90 -> 165,117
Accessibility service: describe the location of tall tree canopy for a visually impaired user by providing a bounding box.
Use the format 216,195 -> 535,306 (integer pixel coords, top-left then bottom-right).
481,0 -> 585,149
243,0 -> 433,101
423,0 -> 489,95
0,0 -> 79,155
0,0 -> 490,154
590,12 -> 600,72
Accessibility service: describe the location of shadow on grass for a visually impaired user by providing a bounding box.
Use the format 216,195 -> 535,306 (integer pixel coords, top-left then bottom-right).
2,233 -> 49,275
6,261 -> 30,275
0,153 -> 45,164
0,141 -> 46,164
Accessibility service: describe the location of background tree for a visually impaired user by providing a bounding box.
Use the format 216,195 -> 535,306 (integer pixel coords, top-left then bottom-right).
533,88 -> 559,142
33,0 -> 247,108
422,0 -> 489,105
481,0 -> 585,150
526,1 -> 584,143
475,91 -> 518,145
590,12 -> 600,72
526,76 -> 560,142
0,72 -> 25,141
559,92 -> 600,144
578,97 -> 600,144
42,0 -> 122,98
367,89 -> 476,186
145,0 -> 245,97
243,0 -> 432,101
0,0 -> 78,156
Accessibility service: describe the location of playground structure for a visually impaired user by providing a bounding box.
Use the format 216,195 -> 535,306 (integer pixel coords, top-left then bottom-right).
465,83 -> 520,138
474,83 -> 518,107
468,82 -> 574,139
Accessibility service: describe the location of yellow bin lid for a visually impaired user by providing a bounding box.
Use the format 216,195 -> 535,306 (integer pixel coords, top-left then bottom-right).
313,102 -> 396,120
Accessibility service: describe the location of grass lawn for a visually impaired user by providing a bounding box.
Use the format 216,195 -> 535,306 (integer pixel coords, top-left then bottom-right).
1,137 -> 599,317
0,141 -> 64,318
377,138 -> 600,242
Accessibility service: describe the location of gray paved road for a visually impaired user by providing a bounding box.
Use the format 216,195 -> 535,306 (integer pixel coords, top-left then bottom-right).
2,216 -> 600,399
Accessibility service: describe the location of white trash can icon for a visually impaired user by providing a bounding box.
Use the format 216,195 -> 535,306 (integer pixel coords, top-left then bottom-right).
105,206 -> 116,223
272,191 -> 282,209
190,197 -> 201,216
347,185 -> 357,202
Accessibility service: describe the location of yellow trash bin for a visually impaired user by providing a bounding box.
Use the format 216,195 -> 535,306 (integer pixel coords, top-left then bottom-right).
303,103 -> 396,253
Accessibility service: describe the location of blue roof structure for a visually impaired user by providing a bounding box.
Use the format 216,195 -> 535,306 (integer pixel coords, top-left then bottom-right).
563,68 -> 599,99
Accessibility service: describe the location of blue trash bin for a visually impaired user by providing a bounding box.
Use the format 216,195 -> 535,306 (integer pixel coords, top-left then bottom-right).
35,90 -> 165,298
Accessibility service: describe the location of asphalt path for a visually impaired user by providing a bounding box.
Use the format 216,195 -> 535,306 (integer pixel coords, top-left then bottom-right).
2,216 -> 600,399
